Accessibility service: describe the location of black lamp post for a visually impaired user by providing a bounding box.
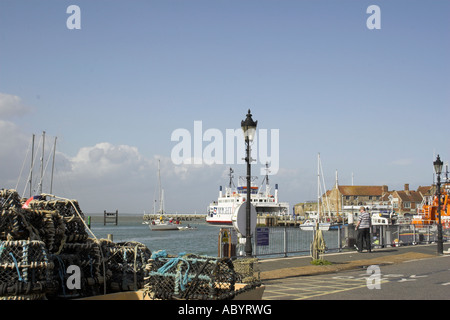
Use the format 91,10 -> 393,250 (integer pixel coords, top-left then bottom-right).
434,154 -> 444,255
241,109 -> 257,257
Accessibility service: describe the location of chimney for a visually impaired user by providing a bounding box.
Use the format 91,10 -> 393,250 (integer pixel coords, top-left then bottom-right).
404,184 -> 409,191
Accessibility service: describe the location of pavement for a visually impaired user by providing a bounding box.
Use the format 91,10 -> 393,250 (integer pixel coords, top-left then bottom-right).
256,243 -> 450,300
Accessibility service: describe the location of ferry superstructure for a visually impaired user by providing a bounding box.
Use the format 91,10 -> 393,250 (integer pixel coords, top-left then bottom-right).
206,167 -> 290,225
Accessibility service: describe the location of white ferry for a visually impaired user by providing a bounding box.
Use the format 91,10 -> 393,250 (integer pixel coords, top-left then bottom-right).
206,167 -> 290,225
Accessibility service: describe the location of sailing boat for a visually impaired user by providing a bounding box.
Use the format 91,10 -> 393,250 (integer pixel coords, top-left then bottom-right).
300,153 -> 331,231
148,160 -> 179,231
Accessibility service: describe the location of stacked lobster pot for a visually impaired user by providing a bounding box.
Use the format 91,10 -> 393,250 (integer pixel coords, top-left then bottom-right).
0,240 -> 55,300
0,189 -> 59,299
99,239 -> 152,293
24,197 -> 103,298
144,250 -> 261,300
0,188 -> 152,299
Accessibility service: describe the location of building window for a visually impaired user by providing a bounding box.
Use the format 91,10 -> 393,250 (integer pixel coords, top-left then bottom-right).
404,202 -> 411,208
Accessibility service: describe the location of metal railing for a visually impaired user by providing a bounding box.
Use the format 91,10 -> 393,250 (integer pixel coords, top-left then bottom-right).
251,226 -> 344,257
221,224 -> 450,258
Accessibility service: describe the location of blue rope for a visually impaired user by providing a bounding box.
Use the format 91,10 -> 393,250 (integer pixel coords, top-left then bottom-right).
151,249 -> 167,260
155,252 -> 191,292
9,252 -> 24,282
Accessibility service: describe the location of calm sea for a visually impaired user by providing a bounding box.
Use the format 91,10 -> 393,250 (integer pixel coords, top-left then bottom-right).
87,214 -> 221,257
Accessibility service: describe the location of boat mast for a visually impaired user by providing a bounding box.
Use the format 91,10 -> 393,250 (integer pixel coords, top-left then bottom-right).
29,134 -> 35,197
317,153 -> 321,221
335,169 -> 339,217
157,159 -> 164,214
38,131 -> 45,194
50,136 -> 57,194
260,162 -> 270,196
229,168 -> 234,189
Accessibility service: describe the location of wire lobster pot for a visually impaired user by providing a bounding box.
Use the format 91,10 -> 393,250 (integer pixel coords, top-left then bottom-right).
27,199 -> 89,243
0,240 -> 57,300
144,251 -> 261,300
0,189 -> 153,300
100,240 -> 152,293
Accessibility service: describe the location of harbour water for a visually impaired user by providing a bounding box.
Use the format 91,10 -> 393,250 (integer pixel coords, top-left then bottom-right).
88,214 -> 220,256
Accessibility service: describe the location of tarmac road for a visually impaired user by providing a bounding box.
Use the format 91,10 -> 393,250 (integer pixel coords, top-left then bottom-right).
302,254 -> 450,300
260,243 -> 450,300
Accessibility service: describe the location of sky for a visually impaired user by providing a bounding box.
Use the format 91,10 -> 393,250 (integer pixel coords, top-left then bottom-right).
1,0 -> 449,214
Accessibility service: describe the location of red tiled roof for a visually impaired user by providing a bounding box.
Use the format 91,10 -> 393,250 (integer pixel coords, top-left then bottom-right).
395,190 -> 424,202
338,185 -> 387,196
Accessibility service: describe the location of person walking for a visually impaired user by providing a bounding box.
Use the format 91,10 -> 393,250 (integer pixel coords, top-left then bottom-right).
355,206 -> 371,253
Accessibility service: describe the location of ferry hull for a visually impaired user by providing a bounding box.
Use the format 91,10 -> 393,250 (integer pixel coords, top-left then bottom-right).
206,220 -> 233,225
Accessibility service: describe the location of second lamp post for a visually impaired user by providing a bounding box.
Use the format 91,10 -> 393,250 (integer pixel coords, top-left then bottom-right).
434,154 -> 444,255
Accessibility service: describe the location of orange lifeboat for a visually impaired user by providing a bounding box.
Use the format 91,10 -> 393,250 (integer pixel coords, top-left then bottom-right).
412,184 -> 450,228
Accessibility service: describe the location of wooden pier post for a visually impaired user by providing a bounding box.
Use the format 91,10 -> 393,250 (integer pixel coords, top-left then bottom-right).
104,210 -> 119,226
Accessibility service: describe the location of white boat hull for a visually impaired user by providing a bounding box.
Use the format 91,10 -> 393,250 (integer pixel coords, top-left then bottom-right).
300,221 -> 331,231
148,223 -> 179,231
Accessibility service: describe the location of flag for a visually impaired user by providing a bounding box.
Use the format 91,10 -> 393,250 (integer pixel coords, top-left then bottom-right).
22,195 -> 41,209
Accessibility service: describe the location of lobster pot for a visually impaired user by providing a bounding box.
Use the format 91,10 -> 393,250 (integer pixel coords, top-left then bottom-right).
48,239 -> 104,299
0,189 -> 22,210
0,240 -> 56,300
0,208 -> 65,254
232,257 -> 261,284
144,252 -> 239,300
28,200 -> 88,243
100,240 -> 152,293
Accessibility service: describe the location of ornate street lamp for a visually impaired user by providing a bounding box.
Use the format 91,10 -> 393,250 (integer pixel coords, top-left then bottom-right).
434,154 -> 444,254
241,109 -> 257,256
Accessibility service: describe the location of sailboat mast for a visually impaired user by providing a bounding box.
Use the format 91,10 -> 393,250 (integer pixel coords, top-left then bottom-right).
157,159 -> 164,214
317,153 -> 320,219
39,131 -> 45,194
50,136 -> 57,194
29,134 -> 35,197
229,168 -> 234,189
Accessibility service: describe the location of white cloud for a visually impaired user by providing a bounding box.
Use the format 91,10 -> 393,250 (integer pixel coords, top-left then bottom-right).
0,121 -> 30,188
69,142 -> 150,178
0,93 -> 31,118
